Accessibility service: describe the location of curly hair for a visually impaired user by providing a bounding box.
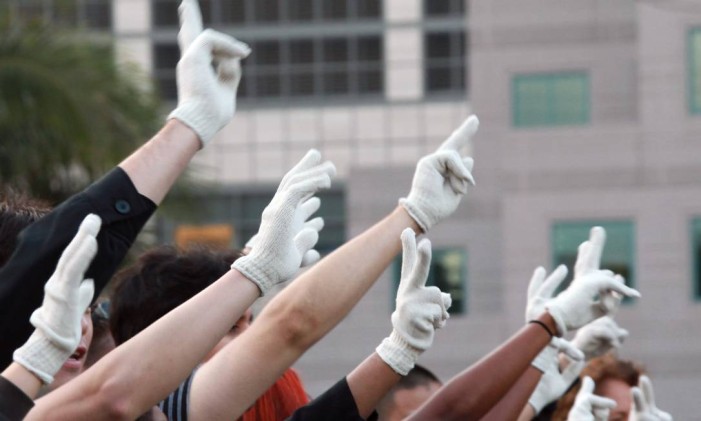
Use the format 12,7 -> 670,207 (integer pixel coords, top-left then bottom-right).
0,188 -> 51,267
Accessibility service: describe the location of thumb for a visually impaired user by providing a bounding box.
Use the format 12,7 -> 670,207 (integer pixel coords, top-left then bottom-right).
78,279 -> 95,313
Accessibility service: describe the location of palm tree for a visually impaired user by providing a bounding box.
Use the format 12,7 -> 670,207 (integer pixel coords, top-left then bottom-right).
0,16 -> 162,204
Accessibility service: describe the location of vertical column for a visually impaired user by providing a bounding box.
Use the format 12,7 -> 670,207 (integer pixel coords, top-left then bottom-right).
384,0 -> 423,100
113,0 -> 152,76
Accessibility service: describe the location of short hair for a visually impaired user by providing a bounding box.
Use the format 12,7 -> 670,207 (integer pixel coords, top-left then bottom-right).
0,189 -> 51,267
109,245 -> 241,345
376,365 -> 442,419
551,353 -> 643,421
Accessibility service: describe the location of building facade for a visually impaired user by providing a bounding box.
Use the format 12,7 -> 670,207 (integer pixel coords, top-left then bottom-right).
9,0 -> 701,416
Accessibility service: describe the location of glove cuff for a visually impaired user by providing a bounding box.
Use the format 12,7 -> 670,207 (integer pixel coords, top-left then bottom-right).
544,305 -> 568,336
398,198 -> 430,233
13,331 -> 72,384
168,103 -> 217,147
531,339 -> 558,373
376,330 -> 422,376
231,255 -> 275,296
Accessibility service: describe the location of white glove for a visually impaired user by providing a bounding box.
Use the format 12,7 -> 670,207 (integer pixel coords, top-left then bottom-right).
529,343 -> 585,414
630,376 -> 673,421
399,116 -> 478,232
232,150 -> 335,295
574,227 -> 623,314
243,199 -> 323,268
168,0 -> 251,146
568,376 -> 617,421
376,228 -> 451,375
13,214 -> 100,384
525,264 -> 568,323
572,316 -> 629,361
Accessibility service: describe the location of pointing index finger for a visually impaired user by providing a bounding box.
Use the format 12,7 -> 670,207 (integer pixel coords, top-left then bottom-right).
178,0 -> 204,52
438,115 -> 479,152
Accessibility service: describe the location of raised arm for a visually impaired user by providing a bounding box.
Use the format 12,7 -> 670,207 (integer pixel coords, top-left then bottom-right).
0,0 -> 249,365
0,215 -> 98,420
26,150 -> 334,421
186,116 -> 479,421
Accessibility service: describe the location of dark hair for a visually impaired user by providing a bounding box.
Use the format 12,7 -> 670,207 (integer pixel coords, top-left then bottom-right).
376,364 -> 442,420
109,245 -> 241,345
551,353 -> 643,421
0,189 -> 51,267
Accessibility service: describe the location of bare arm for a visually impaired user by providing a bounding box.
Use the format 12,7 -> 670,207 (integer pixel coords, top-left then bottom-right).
408,313 -> 557,421
1,364 -> 41,399
347,353 -> 401,419
27,270 -> 259,421
480,367 -> 542,421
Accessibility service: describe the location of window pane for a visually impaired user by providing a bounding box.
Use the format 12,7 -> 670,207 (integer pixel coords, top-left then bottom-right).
513,72 -> 589,127
220,0 -> 246,24
355,0 -> 381,19
693,219 -> 701,299
287,0 -> 315,21
552,221 -> 635,300
322,71 -> 350,95
289,72 -> 315,96
322,0 -> 348,20
156,74 -> 178,100
358,69 -> 382,93
357,36 -> 381,62
53,0 -> 79,26
252,40 -> 281,66
84,1 -> 111,29
393,248 -> 467,315
153,0 -> 179,27
425,0 -> 451,16
322,38 -> 349,63
255,73 -> 282,97
153,44 -> 180,70
426,65 -> 452,91
689,29 -> 701,114
289,40 -> 315,64
426,33 -> 451,59
253,0 -> 279,22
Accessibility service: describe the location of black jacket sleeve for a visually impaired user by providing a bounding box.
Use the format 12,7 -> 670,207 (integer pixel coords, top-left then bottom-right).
0,167 -> 156,366
0,376 -> 34,421
287,377 -> 373,421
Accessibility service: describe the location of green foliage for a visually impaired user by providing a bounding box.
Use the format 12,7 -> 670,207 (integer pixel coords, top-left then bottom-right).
0,19 -> 162,204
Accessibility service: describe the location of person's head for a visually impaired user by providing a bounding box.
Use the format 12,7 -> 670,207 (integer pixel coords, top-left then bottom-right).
553,353 -> 643,421
376,365 -> 442,421
0,189 -> 51,268
239,368 -> 309,421
109,245 -> 242,346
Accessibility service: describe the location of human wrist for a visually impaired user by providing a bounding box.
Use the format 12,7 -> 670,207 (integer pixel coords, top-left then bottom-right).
13,331 -> 71,385
376,330 -> 422,376
535,312 -> 561,337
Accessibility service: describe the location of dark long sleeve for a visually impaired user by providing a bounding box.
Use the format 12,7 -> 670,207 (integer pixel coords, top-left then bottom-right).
0,376 -> 34,421
0,167 -> 156,366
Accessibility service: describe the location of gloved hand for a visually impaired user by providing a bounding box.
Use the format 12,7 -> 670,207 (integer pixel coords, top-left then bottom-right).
376,228 -> 452,375
631,375 -> 673,421
525,264 -> 568,323
168,0 -> 251,146
574,227 -> 622,313
567,376 -> 617,421
399,116 -> 478,232
529,341 -> 586,414
243,198 -> 323,268
13,214 -> 100,384
232,149 -> 335,295
572,316 -> 629,361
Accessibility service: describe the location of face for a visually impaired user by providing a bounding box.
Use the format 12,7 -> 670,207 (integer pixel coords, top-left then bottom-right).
48,309 -> 94,391
202,308 -> 253,362
595,378 -> 633,421
383,382 -> 441,421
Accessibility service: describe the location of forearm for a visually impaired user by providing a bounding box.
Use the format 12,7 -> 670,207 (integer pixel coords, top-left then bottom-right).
409,313 -> 557,421
517,404 -> 536,421
28,270 -> 259,420
347,353 -> 401,418
1,364 -> 41,399
480,367 -> 541,421
188,207 -> 420,420
118,119 -> 199,204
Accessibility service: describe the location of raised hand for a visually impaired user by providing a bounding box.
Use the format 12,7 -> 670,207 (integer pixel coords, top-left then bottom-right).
631,375 -> 673,421
525,264 -> 568,322
168,0 -> 251,146
400,116 -> 478,232
574,227 -> 623,313
572,316 -> 629,361
567,376 -> 617,421
376,228 -> 452,375
232,149 -> 335,295
529,338 -> 586,415
13,214 -> 100,384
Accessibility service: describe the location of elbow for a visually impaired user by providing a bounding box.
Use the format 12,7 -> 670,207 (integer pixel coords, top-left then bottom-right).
268,300 -> 322,350
93,378 -> 136,421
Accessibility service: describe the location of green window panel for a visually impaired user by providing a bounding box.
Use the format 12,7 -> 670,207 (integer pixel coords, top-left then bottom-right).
692,218 -> 701,299
512,72 -> 590,127
551,221 -> 635,302
688,28 -> 701,114
393,248 -> 467,315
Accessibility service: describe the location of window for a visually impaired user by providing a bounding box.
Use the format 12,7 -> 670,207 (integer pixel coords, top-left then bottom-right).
152,0 -> 382,27
238,35 -> 383,101
393,248 -> 467,315
689,28 -> 701,114
424,0 -> 465,17
424,30 -> 467,94
512,72 -> 590,127
692,219 -> 701,299
160,188 -> 346,253
153,43 -> 180,100
13,0 -> 112,29
552,221 -> 635,301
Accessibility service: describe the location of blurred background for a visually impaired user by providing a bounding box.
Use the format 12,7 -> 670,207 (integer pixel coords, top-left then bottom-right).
2,0 -> 701,417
